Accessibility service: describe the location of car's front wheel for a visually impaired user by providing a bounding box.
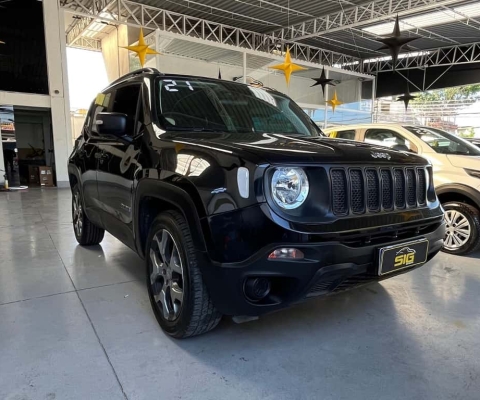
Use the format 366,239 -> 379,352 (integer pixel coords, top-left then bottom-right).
442,202 -> 480,255
72,185 -> 105,246
146,211 -> 221,338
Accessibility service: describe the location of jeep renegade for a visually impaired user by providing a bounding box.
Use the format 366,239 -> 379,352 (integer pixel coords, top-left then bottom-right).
69,69 -> 445,338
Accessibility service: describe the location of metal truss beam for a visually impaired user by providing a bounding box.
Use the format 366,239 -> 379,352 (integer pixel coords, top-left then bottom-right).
269,0 -> 461,42
363,42 -> 480,73
66,0 -> 118,49
69,36 -> 103,51
66,15 -> 94,45
59,0 -> 363,71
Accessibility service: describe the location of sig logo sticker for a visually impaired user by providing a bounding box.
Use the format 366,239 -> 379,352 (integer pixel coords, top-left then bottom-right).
394,247 -> 416,268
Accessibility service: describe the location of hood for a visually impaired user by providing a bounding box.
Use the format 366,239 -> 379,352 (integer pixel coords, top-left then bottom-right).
170,132 -> 428,165
446,155 -> 480,169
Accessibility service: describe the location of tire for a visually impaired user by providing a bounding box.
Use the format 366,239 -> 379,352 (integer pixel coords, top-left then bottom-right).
72,184 -> 105,246
442,202 -> 480,256
146,211 -> 221,338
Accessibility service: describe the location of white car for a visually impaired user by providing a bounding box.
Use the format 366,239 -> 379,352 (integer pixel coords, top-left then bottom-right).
324,123 -> 480,255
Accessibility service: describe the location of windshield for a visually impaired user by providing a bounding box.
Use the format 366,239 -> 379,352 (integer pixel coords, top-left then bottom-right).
404,126 -> 480,156
156,78 -> 322,136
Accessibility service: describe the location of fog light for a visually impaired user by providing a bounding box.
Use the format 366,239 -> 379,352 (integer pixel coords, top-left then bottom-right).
268,248 -> 304,260
245,277 -> 271,302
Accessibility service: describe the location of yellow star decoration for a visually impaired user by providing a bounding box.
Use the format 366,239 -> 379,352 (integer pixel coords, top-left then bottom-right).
269,47 -> 307,85
121,28 -> 159,67
327,90 -> 343,113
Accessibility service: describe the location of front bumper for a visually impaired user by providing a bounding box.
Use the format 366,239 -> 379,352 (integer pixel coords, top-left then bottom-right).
199,221 -> 445,316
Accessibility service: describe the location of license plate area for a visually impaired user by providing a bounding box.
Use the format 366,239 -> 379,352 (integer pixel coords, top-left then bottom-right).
378,239 -> 429,276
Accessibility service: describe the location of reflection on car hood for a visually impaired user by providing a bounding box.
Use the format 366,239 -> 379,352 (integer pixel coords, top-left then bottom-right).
447,154 -> 480,169
170,132 -> 428,165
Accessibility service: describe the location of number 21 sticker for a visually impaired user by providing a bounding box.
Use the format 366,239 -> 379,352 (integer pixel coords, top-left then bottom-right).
163,80 -> 194,92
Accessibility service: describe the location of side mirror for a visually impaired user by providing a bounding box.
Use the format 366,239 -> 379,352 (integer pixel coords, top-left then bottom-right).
95,112 -> 128,138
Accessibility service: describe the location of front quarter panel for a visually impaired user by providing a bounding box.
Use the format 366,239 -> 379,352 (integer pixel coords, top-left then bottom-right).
133,126 -> 267,260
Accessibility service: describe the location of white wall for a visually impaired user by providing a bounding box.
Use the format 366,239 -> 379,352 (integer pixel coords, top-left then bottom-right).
42,0 -> 73,187
102,25 -> 129,83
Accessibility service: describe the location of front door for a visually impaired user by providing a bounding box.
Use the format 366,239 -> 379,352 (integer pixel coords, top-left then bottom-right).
96,83 -> 143,249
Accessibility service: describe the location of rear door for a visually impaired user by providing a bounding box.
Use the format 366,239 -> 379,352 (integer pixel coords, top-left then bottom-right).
96,83 -> 143,249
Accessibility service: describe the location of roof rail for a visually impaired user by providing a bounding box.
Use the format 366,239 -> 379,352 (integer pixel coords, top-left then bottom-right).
108,68 -> 162,87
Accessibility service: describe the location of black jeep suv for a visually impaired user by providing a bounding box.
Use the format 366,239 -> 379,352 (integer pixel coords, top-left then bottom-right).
69,68 -> 445,338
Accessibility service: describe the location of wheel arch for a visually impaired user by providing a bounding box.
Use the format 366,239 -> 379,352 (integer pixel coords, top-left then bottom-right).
134,179 -> 213,259
436,183 -> 480,210
68,164 -> 82,192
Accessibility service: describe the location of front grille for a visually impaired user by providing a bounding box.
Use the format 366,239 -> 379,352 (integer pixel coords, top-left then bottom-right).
366,169 -> 380,211
417,169 -> 427,205
350,169 -> 365,213
394,169 -> 406,208
381,169 -> 394,210
406,168 -> 416,206
330,166 -> 428,216
331,169 -> 348,215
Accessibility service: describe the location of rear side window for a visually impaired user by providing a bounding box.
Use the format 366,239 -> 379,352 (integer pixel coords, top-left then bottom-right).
335,130 -> 356,140
111,85 -> 142,136
365,128 -> 413,152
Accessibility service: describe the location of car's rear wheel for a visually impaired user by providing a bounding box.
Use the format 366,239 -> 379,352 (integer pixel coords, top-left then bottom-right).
146,211 -> 221,338
442,202 -> 480,255
72,185 -> 105,246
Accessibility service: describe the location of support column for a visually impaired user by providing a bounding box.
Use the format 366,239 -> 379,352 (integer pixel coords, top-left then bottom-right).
42,0 -> 72,187
324,69 -> 329,129
243,52 -> 247,83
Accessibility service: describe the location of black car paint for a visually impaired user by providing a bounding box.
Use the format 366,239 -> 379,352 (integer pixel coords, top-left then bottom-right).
69,70 -> 445,316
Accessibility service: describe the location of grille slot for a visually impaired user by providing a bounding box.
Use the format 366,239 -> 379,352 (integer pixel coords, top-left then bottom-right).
381,169 -> 394,210
350,169 -> 365,213
406,168 -> 417,206
330,166 -> 427,216
417,168 -> 427,205
394,169 -> 406,208
366,169 -> 380,211
331,169 -> 348,215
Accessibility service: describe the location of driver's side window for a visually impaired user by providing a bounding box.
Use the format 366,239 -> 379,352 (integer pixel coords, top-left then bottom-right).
364,128 -> 414,152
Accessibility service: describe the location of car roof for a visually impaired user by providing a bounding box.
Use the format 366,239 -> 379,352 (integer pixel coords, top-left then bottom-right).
103,68 -> 279,94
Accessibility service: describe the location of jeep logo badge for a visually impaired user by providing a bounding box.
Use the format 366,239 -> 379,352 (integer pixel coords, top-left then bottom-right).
371,152 -> 391,160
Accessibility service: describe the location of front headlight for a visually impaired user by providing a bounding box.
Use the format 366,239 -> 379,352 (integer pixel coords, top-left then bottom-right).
271,167 -> 309,209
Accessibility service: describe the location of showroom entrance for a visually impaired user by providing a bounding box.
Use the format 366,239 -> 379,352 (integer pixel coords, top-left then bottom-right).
0,105 -> 54,187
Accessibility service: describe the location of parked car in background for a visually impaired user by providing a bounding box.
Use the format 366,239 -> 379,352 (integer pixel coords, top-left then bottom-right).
464,137 -> 480,148
325,124 -> 480,255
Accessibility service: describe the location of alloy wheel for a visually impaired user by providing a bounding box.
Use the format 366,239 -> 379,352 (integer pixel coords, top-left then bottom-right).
149,229 -> 184,321
73,193 -> 83,237
444,209 -> 471,251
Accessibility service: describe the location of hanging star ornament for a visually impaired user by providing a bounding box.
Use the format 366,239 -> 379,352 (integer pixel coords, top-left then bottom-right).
269,47 -> 307,85
121,28 -> 159,67
396,87 -> 417,111
327,91 -> 343,113
375,15 -> 418,70
310,67 -> 335,97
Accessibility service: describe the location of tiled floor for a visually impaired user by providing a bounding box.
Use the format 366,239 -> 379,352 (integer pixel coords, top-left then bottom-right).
1,188 -> 480,400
